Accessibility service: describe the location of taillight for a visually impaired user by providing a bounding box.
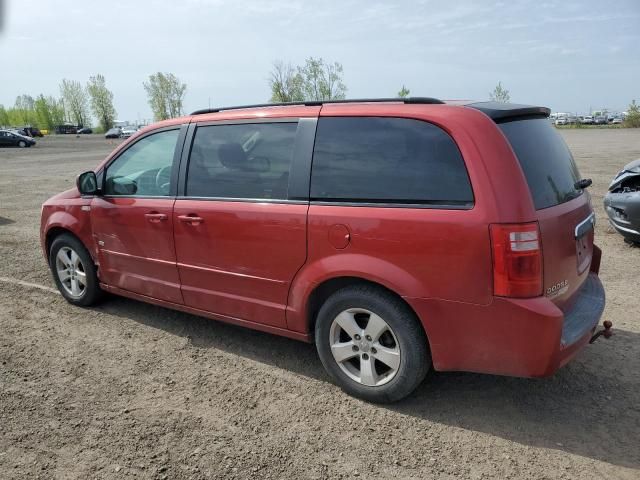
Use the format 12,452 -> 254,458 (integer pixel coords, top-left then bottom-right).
490,222 -> 543,298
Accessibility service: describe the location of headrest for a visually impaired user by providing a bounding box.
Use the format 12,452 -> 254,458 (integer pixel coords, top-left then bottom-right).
218,143 -> 248,170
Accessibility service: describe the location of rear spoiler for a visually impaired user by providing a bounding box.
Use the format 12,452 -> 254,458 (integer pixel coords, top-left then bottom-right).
467,102 -> 550,123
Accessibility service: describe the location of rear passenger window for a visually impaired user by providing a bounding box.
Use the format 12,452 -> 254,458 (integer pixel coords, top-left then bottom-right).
186,122 -> 298,200
310,117 -> 473,205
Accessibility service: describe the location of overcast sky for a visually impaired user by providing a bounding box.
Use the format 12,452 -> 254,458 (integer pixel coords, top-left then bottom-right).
1,0 -> 638,123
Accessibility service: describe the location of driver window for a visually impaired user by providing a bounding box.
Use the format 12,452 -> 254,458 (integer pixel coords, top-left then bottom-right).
104,129 -> 179,196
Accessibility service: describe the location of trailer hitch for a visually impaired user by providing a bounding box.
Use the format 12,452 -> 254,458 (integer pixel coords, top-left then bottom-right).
590,320 -> 613,344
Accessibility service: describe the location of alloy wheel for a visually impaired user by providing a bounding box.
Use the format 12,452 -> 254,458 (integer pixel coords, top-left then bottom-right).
55,246 -> 87,298
329,308 -> 401,386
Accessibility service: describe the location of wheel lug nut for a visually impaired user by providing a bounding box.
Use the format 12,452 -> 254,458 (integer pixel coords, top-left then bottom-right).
362,353 -> 369,360
352,345 -> 359,352
371,347 -> 377,354
354,334 -> 361,341
365,335 -> 372,341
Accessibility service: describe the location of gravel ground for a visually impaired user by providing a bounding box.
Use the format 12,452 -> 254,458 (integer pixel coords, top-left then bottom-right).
1,131 -> 639,479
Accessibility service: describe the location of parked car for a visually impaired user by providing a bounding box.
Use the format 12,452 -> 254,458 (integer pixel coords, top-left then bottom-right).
555,117 -> 568,126
120,126 -> 138,138
40,98 -> 608,402
604,158 -> 640,244
0,129 -> 36,147
611,117 -> 623,125
55,124 -> 79,134
18,127 -> 44,137
105,127 -> 122,139
581,116 -> 594,125
594,116 -> 608,125
77,127 -> 93,134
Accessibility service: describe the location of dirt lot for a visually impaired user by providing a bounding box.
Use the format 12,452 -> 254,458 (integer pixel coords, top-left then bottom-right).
1,131 -> 639,479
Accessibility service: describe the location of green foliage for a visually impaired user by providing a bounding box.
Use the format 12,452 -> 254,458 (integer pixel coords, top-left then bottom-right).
269,57 -> 347,102
398,85 -> 410,98
298,57 -> 347,101
269,61 -> 304,102
87,74 -> 117,131
143,72 -> 187,121
32,95 -> 65,130
1,94 -> 68,130
48,96 -> 66,127
624,99 -> 640,128
0,105 -> 9,126
490,81 -> 510,103
34,95 -> 54,130
14,95 -> 37,125
60,79 -> 90,126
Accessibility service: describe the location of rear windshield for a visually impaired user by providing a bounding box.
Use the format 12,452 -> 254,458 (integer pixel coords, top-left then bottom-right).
499,118 -> 582,209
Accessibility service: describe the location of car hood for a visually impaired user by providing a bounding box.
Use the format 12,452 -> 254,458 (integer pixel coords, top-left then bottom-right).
609,158 -> 640,191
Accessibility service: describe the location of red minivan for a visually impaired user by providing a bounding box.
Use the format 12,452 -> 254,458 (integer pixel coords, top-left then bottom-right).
41,98 -> 608,402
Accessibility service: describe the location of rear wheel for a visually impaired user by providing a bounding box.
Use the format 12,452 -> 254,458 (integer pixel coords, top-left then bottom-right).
49,234 -> 102,306
315,284 -> 430,403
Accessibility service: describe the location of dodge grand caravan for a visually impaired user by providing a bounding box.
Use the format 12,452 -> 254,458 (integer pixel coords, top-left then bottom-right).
40,98 -> 609,402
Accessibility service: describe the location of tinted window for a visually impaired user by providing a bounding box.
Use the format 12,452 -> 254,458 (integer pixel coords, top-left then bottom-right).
310,117 -> 473,205
499,118 -> 581,209
186,122 -> 297,199
104,129 -> 179,196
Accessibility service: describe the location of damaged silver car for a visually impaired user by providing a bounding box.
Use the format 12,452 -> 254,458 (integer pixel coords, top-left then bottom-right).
604,158 -> 640,244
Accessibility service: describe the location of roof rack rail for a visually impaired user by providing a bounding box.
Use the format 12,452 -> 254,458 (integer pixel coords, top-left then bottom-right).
190,97 -> 444,115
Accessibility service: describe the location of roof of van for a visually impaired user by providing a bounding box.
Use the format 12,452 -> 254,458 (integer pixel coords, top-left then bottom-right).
188,98 -> 550,122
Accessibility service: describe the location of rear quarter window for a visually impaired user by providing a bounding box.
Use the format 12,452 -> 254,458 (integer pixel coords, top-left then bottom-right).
310,117 -> 473,206
499,118 -> 582,209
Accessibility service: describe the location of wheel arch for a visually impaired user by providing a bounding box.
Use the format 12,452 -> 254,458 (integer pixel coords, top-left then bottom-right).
41,205 -> 96,263
44,225 -> 96,264
302,276 -> 431,351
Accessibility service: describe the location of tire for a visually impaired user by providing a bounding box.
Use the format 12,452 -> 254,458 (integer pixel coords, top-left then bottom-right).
49,233 -> 102,306
17,140 -> 26,148
315,284 -> 431,403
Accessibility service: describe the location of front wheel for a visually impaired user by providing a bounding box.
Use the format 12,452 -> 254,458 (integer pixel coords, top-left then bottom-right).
49,234 -> 102,306
315,284 -> 431,403
18,140 -> 26,148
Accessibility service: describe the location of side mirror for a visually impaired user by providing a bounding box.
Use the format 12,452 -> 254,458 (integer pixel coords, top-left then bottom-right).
76,171 -> 99,195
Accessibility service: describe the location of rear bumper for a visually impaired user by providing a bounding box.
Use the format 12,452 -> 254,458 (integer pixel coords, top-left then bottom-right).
405,272 -> 606,378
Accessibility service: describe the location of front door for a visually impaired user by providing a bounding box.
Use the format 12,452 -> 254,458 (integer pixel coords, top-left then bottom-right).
0,131 -> 13,146
91,127 -> 184,304
173,121 -> 308,328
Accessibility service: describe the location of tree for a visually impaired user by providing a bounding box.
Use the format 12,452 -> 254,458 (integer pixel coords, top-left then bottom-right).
398,85 -> 410,98
297,57 -> 347,101
269,61 -> 304,102
60,79 -> 90,126
490,81 -> 510,103
143,72 -> 187,121
87,74 -> 117,131
0,105 -> 9,127
14,95 -> 36,125
32,95 -> 64,130
624,99 -> 640,128
34,95 -> 54,130
47,96 -> 66,127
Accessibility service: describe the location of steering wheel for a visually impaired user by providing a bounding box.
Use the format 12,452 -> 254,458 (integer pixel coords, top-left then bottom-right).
155,165 -> 172,195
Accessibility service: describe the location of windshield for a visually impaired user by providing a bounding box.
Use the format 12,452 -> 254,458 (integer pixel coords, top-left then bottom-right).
500,118 -> 582,210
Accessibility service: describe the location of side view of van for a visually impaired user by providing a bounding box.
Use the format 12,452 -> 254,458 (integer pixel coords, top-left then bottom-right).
40,98 -> 608,402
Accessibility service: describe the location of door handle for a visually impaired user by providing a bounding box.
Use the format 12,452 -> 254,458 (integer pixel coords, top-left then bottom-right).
144,213 -> 168,223
178,214 -> 204,225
